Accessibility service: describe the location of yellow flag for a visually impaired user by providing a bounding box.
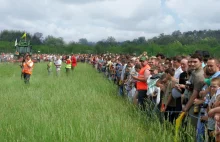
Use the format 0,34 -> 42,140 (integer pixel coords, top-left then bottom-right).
174,112 -> 186,142
21,33 -> 26,39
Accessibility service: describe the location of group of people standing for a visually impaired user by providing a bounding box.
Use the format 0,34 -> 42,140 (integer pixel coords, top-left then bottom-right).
90,52 -> 220,142
47,54 -> 77,76
20,53 -> 77,84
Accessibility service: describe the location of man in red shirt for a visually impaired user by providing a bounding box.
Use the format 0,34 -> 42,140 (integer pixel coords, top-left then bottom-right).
71,54 -> 77,71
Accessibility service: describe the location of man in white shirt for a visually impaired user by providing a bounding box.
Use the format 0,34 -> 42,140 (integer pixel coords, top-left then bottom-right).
54,56 -> 62,76
173,56 -> 183,80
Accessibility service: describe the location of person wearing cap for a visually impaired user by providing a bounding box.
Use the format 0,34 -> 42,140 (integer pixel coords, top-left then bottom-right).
132,56 -> 151,110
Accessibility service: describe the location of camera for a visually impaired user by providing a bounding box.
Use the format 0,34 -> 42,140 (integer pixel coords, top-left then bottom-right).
200,98 -> 209,122
185,81 -> 194,91
200,107 -> 206,115
200,107 -> 206,123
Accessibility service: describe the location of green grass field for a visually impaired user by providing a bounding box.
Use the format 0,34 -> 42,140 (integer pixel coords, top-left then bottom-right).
0,62 -> 194,142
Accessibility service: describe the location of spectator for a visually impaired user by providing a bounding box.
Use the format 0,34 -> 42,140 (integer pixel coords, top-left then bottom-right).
147,66 -> 161,105
47,59 -> 53,76
214,95 -> 220,142
207,58 -> 220,78
119,59 -> 127,96
173,58 -> 188,119
54,56 -> 62,76
156,53 -> 165,61
71,54 -> 77,72
207,78 -> 220,141
132,64 -> 142,105
183,54 -> 205,128
131,56 -> 151,110
173,56 -> 183,80
65,56 -> 71,75
199,58 -> 220,98
163,68 -> 177,122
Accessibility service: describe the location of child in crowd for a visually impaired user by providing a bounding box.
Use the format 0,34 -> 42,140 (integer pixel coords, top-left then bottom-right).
207,78 -> 220,141
213,94 -> 220,142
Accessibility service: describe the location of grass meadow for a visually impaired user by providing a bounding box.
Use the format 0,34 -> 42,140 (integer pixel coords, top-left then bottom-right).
0,62 -> 194,142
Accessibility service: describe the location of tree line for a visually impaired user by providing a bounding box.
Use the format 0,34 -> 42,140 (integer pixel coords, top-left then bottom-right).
0,29 -> 220,57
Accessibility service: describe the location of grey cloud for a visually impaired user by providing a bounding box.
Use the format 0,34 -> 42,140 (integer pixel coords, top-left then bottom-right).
166,0 -> 220,31
84,0 -> 175,32
55,0 -> 115,5
2,0 -> 209,42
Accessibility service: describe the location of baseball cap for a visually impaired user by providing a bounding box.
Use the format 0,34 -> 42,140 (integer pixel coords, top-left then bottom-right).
139,56 -> 147,61
150,56 -> 157,59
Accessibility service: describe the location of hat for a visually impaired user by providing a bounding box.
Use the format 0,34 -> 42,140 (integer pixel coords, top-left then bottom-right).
149,66 -> 158,71
142,51 -> 148,56
139,56 -> 147,61
150,56 -> 157,59
131,57 -> 136,61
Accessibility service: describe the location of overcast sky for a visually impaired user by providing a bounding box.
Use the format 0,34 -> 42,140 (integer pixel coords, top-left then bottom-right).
0,0 -> 219,42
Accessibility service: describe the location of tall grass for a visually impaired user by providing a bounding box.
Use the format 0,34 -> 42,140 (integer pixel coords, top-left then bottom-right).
0,62 -> 193,141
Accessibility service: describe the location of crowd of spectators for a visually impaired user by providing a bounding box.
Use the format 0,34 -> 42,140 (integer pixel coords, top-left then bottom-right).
88,52 -> 220,142
0,53 -> 88,63
0,53 -> 14,62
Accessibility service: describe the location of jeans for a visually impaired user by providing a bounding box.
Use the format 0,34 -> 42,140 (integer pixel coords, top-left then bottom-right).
196,113 -> 205,142
119,85 -> 124,96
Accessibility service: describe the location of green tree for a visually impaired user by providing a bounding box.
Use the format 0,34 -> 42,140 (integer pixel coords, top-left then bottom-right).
78,38 -> 88,45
